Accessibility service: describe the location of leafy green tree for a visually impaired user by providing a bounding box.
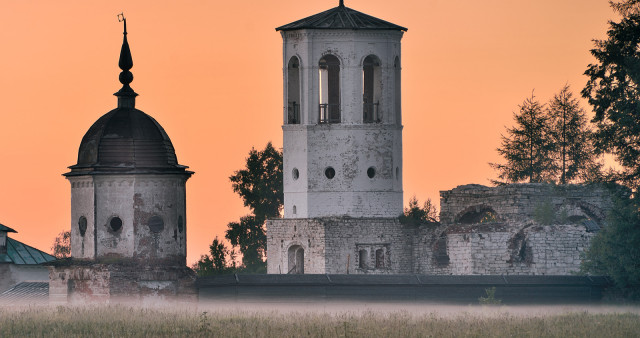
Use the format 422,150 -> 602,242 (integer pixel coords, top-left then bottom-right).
51,230 -> 70,259
582,0 -> 640,189
490,94 -> 556,184
192,237 -> 236,276
547,85 -> 600,184
399,195 -> 439,225
581,196 -> 640,298
225,142 -> 283,273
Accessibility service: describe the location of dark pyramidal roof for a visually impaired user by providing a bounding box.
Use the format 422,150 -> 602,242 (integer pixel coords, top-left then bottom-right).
66,18 -> 190,176
276,0 -> 407,32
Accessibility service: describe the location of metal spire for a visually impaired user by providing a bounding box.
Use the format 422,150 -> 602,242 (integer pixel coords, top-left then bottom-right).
114,13 -> 137,108
339,0 -> 344,7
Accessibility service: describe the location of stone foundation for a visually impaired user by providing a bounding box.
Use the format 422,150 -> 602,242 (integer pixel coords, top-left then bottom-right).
48,261 -> 196,305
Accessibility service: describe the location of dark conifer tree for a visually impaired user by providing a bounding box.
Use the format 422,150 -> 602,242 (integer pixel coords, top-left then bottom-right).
491,94 -> 556,184
547,85 -> 599,184
582,0 -> 640,189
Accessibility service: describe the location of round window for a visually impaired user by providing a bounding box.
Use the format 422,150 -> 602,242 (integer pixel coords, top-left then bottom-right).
110,217 -> 123,232
178,216 -> 184,233
78,216 -> 87,236
325,167 -> 335,179
148,215 -> 164,233
367,167 -> 376,178
292,168 -> 299,180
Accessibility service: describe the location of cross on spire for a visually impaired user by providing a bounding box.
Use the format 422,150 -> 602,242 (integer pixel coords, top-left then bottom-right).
114,13 -> 138,108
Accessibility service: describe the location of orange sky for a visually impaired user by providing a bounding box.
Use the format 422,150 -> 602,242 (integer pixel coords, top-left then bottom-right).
0,0 -> 614,265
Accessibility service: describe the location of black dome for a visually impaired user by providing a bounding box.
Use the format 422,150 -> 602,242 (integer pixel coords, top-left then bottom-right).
65,107 -> 189,176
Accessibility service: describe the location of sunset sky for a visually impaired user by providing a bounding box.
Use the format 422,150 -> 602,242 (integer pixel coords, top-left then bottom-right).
0,0 -> 615,265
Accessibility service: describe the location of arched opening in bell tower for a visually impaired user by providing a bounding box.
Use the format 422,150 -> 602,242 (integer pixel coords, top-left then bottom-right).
287,56 -> 301,124
363,55 -> 382,123
318,54 -> 341,124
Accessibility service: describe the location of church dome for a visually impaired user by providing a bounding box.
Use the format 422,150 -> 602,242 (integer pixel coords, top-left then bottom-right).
65,18 -> 189,176
69,107 -> 181,172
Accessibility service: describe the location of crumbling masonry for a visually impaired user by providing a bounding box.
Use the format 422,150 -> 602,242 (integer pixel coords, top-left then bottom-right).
268,183 -> 620,275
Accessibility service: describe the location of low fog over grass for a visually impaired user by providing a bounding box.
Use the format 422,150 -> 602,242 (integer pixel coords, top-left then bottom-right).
1,303 -> 639,337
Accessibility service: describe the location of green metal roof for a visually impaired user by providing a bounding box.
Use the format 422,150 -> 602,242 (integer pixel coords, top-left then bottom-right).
0,238 -> 56,265
0,224 -> 17,233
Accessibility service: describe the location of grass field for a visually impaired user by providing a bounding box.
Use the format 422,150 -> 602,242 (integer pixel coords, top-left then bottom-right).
1,304 -> 639,337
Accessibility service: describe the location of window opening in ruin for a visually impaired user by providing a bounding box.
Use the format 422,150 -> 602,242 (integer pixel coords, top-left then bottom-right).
375,249 -> 385,268
293,205 -> 297,214
395,167 -> 399,180
325,167 -> 335,179
363,55 -> 382,123
292,168 -> 299,180
287,56 -> 301,124
394,56 -> 401,125
109,217 -> 123,232
148,215 -> 164,233
318,54 -> 340,124
78,216 -> 87,237
458,207 -> 498,224
367,167 -> 376,178
178,216 -> 184,233
434,235 -> 450,266
358,249 -> 368,269
287,245 -> 304,274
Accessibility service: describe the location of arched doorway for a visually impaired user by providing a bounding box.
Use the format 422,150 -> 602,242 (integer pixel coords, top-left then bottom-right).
287,245 -> 304,274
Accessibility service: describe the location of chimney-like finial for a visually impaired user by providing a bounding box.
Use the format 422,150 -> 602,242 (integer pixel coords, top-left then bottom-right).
339,0 -> 344,7
114,13 -> 138,108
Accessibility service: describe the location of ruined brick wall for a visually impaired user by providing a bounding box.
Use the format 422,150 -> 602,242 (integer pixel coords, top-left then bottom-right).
48,263 -> 196,305
267,218 -> 413,274
267,219 -> 327,274
268,184 -> 615,276
413,222 -> 594,275
439,183 -> 616,224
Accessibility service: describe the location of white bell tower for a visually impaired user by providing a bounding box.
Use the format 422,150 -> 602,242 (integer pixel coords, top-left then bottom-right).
278,1 -> 406,218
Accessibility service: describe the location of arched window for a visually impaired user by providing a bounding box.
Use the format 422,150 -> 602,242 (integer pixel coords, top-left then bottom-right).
363,55 -> 382,123
358,249 -> 368,269
287,56 -> 301,124
394,56 -> 401,125
375,248 -> 385,268
287,245 -> 304,274
457,206 -> 498,224
318,54 -> 340,124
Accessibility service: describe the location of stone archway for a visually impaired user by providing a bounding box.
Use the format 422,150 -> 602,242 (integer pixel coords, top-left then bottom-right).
287,245 -> 304,274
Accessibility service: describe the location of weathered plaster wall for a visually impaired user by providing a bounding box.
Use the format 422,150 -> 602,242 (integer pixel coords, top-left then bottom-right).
0,264 -> 50,292
268,184 -> 616,276
48,264 -> 196,305
267,219 -> 326,274
440,183 -> 617,224
267,218 -> 413,274
69,174 -> 188,265
69,177 -> 95,259
413,222 -> 594,275
281,29 -> 404,219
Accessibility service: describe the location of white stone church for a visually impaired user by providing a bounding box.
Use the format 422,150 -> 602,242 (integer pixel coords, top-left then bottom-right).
266,1 -> 616,276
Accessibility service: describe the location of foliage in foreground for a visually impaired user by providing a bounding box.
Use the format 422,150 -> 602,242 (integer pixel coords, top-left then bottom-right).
0,306 -> 639,337
581,196 -> 640,298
